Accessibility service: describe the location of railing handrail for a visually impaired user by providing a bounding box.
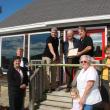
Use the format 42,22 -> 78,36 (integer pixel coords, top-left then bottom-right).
30,68 -> 40,82
30,63 -> 105,67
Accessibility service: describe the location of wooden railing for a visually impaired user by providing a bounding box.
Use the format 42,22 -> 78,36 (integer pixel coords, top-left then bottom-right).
29,60 -> 45,110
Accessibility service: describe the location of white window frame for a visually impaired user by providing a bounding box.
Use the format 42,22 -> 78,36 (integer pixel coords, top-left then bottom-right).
0,34 -> 25,67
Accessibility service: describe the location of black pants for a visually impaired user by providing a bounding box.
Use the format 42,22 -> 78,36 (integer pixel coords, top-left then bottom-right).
9,92 -> 24,110
65,58 -> 77,89
100,79 -> 110,102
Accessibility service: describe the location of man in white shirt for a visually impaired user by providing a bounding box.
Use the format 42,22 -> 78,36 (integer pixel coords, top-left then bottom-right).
16,48 -> 28,72
64,30 -> 82,92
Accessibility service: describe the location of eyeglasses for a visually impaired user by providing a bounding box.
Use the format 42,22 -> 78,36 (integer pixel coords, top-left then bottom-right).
80,61 -> 88,64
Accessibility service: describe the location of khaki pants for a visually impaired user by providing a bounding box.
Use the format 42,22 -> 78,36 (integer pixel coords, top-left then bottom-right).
42,57 -> 57,90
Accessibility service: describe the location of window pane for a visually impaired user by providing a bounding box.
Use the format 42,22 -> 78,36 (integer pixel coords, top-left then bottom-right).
90,33 -> 102,57
30,33 -> 50,60
1,36 -> 24,69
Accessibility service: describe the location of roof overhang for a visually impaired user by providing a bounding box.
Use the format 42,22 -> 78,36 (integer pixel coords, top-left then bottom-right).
0,14 -> 110,35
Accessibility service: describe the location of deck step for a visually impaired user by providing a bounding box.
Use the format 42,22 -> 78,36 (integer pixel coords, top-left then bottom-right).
38,89 -> 72,110
38,104 -> 70,110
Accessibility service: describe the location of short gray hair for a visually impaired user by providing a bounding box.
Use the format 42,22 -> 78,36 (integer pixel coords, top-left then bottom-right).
80,55 -> 92,64
51,27 -> 58,32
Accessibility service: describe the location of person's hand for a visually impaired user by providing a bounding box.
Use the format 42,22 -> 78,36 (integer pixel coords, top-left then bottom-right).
80,105 -> 83,110
20,84 -> 26,90
77,52 -> 82,57
106,64 -> 110,68
53,54 -> 56,61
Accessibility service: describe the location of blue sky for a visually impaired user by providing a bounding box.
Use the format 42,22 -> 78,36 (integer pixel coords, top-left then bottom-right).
0,0 -> 32,22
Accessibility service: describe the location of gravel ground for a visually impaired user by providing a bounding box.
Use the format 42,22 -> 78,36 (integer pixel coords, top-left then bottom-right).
0,85 -> 29,108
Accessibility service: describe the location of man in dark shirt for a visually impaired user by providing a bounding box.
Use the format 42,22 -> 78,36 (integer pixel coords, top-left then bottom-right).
42,27 -> 59,92
77,26 -> 94,57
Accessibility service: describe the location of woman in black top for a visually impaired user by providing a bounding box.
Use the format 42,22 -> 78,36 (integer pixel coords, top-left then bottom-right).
7,56 -> 28,110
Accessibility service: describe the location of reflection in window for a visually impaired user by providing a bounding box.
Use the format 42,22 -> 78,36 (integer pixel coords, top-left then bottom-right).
30,33 -> 50,60
90,33 -> 102,57
1,36 -> 24,69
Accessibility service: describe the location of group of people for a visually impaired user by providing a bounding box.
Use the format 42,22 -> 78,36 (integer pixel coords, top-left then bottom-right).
42,26 -> 110,110
42,26 -> 94,92
64,26 -> 94,92
6,26 -> 110,110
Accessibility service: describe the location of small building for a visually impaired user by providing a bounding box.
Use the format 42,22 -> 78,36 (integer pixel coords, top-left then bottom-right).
0,0 -> 110,71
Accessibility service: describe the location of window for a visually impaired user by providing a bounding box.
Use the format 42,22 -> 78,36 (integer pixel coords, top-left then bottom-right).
29,32 -> 50,60
1,35 -> 24,70
90,33 -> 102,57
88,29 -> 105,60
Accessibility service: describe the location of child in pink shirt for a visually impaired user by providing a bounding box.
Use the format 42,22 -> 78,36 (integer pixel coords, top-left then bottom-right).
70,88 -> 82,110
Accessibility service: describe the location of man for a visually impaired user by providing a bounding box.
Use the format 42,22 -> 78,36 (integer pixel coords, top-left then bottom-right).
16,48 -> 28,72
77,26 -> 94,57
64,29 -> 82,92
42,27 -> 59,92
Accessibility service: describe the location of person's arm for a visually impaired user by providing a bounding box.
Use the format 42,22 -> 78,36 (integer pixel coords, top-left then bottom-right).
79,80 -> 95,106
77,37 -> 93,56
48,43 -> 56,60
105,63 -> 110,68
78,46 -> 92,56
20,68 -> 29,89
77,46 -> 92,56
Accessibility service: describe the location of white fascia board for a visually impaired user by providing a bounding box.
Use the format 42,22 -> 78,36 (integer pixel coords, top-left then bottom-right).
0,14 -> 110,33
46,15 -> 110,25
0,22 -> 47,33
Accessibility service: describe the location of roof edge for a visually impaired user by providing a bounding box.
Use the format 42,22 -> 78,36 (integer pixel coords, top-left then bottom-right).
0,14 -> 110,33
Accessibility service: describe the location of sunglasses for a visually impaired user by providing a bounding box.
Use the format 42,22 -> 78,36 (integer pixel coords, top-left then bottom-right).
80,61 -> 88,63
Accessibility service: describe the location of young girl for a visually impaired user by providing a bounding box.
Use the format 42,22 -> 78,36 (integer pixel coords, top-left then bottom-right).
70,88 -> 82,110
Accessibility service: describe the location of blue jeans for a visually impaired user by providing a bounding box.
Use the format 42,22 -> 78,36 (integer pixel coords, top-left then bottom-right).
83,104 -> 93,110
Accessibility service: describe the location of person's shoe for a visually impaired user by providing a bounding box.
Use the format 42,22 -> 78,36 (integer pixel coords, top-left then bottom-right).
65,88 -> 70,92
51,88 -> 55,92
55,87 -> 61,91
48,88 -> 52,93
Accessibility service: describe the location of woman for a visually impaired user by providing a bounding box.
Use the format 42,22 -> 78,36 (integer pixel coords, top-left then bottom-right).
77,55 -> 102,110
7,56 -> 28,110
101,44 -> 110,110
